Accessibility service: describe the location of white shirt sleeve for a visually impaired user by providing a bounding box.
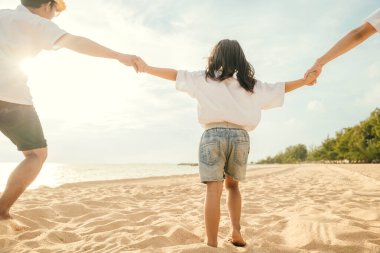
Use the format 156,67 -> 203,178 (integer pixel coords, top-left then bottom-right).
254,80 -> 285,110
366,8 -> 380,33
32,18 -> 67,50
175,70 -> 203,98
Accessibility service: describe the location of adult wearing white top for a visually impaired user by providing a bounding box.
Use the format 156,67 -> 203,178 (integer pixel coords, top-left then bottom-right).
0,0 -> 138,223
305,8 -> 380,78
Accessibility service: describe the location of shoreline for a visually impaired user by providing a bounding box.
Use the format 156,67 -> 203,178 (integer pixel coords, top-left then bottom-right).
37,163 -> 380,190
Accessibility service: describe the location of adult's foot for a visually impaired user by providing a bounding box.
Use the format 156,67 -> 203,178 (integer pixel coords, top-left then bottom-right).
0,211 -> 29,231
0,220 -> 29,232
0,210 -> 11,220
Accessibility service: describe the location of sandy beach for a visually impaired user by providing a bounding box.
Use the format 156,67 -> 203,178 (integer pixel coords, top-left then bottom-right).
1,164 -> 380,253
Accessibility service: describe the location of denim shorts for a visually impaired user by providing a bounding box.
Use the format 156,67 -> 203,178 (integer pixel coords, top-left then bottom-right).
198,127 -> 250,183
0,100 -> 47,151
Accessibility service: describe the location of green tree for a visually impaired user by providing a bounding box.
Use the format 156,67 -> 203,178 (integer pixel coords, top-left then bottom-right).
257,144 -> 307,164
259,108 -> 380,164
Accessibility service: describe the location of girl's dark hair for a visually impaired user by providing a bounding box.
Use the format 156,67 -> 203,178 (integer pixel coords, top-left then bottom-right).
21,0 -> 55,8
205,39 -> 257,93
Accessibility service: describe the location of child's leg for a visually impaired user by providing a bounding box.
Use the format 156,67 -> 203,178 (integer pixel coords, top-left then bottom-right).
204,181 -> 223,247
225,175 -> 246,246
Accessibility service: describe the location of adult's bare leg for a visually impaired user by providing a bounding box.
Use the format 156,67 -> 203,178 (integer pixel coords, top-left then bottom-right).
0,147 -> 47,220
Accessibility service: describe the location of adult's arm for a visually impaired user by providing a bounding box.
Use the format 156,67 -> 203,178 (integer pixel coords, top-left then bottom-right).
55,33 -> 138,70
305,22 -> 377,78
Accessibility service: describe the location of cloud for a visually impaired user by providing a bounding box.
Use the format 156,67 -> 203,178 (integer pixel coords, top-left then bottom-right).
355,83 -> 380,108
307,100 -> 326,112
284,118 -> 306,128
368,63 -> 380,79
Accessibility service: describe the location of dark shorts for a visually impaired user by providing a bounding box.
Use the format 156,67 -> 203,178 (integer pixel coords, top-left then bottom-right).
0,100 -> 47,151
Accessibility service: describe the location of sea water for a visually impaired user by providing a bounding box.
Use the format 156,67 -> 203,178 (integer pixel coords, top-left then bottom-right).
0,163 -> 199,191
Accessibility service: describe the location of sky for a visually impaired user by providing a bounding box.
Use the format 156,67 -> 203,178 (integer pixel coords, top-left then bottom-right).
0,0 -> 379,164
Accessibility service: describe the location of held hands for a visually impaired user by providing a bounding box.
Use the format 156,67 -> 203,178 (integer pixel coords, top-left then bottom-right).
304,60 -> 323,82
116,54 -> 148,73
304,71 -> 318,86
117,54 -> 139,72
135,57 -> 148,73
133,58 -> 177,80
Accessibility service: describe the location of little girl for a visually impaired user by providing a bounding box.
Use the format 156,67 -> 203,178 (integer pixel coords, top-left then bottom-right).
136,39 -> 316,248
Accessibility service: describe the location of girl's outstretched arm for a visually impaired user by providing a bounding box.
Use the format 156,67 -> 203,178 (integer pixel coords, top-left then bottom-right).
136,57 -> 177,81
285,72 -> 317,93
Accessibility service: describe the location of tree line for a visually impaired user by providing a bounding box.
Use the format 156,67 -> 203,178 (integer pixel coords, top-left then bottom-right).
257,108 -> 380,164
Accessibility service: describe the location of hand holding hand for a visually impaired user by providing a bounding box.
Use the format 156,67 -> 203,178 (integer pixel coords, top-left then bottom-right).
135,57 -> 148,73
304,60 -> 323,81
117,54 -> 139,72
304,71 -> 318,86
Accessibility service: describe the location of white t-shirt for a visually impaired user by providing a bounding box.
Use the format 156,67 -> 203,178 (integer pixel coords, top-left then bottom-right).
366,8 -> 380,33
0,5 -> 66,105
176,70 -> 285,131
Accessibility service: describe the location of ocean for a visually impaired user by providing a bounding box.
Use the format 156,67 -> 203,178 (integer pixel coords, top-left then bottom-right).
0,163 -> 199,191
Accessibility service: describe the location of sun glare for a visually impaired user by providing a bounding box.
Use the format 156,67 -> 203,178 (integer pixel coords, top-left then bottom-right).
20,58 -> 36,74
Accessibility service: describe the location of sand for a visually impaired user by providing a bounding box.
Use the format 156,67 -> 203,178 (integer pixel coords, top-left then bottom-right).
0,164 -> 380,253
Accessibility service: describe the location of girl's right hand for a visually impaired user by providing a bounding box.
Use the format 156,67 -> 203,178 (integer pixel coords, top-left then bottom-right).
136,57 -> 148,73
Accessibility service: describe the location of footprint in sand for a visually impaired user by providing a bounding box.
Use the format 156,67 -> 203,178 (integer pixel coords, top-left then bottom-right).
369,239 -> 380,246
17,230 -> 42,240
0,238 -> 18,248
348,208 -> 379,221
82,220 -> 129,236
0,219 -> 30,232
52,203 -> 92,218
47,230 -> 82,244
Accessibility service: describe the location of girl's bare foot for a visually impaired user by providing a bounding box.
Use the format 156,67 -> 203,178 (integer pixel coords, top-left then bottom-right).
206,238 -> 218,248
229,231 -> 246,247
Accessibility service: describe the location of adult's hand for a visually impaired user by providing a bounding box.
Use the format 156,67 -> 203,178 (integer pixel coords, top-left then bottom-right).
304,71 -> 318,86
304,60 -> 323,81
117,54 -> 139,72
135,57 -> 148,73
303,21 -> 377,81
